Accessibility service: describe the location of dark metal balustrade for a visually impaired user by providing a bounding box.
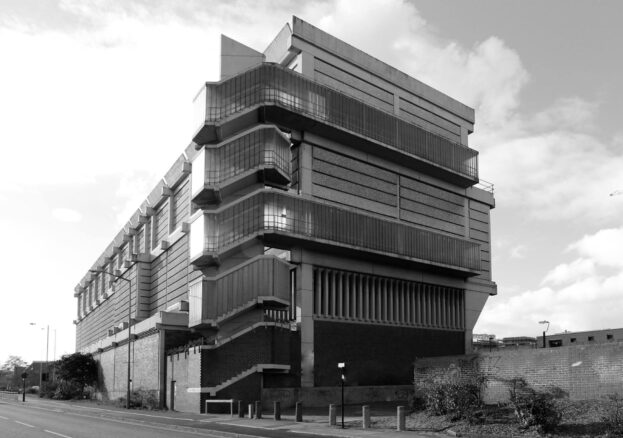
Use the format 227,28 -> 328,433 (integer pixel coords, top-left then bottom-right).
193,64 -> 478,184
190,191 -> 481,275
191,126 -> 291,204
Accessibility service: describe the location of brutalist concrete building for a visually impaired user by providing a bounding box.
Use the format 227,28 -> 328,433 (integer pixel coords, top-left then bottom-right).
74,17 -> 496,413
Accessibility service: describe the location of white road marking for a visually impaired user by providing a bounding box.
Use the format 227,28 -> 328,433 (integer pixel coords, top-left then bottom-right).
68,404 -> 194,420
0,415 -> 9,420
45,430 -> 73,438
15,420 -> 35,427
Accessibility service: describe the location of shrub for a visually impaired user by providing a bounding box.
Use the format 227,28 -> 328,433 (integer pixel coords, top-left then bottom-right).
418,373 -> 487,422
118,388 -> 160,409
39,382 -> 58,399
507,378 -> 563,433
53,380 -> 83,400
602,393 -> 623,437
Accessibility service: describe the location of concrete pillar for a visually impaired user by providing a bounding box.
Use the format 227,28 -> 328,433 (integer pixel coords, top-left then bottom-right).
248,403 -> 254,419
299,51 -> 315,79
255,400 -> 262,419
158,329 -> 167,409
362,405 -> 370,429
397,406 -> 405,431
329,404 -> 337,426
273,401 -> 281,421
297,262 -> 315,387
238,400 -> 244,418
295,402 -> 303,422
299,142 -> 313,195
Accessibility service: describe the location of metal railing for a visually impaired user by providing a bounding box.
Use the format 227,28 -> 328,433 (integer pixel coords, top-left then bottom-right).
192,127 -> 290,192
194,64 -> 479,181
196,191 -> 480,272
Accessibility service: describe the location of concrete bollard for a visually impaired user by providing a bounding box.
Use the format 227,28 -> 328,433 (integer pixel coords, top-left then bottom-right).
295,401 -> 303,422
329,404 -> 337,426
362,405 -> 370,429
248,403 -> 254,419
397,406 -> 405,431
255,401 -> 262,419
273,401 -> 281,421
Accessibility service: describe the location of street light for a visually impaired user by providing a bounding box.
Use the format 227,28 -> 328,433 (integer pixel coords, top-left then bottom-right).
29,323 -> 50,389
539,320 -> 550,348
90,269 -> 133,409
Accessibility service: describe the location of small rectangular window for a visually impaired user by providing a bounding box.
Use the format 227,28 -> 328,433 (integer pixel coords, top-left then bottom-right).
588,336 -> 595,341
607,334 -> 613,340
570,338 -> 576,343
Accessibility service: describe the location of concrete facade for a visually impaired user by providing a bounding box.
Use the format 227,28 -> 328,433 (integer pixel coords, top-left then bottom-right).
74,17 -> 496,413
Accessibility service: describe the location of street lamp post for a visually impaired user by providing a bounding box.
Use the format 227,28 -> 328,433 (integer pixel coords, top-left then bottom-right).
539,320 -> 550,348
90,269 -> 132,409
29,323 -> 49,388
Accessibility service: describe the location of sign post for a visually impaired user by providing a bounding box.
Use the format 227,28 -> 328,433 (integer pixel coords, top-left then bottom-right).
21,372 -> 28,402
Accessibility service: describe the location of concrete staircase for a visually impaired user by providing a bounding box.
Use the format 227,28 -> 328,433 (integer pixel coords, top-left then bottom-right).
204,364 -> 290,395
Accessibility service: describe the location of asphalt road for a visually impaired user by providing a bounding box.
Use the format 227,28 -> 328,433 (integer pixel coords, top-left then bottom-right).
0,397 -> 337,438
0,399 -> 224,438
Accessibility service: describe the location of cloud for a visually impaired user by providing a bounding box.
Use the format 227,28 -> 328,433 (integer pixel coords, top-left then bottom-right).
510,244 -> 527,259
478,226 -> 623,337
113,171 -> 158,226
569,227 -> 623,268
52,207 -> 83,223
541,258 -> 596,286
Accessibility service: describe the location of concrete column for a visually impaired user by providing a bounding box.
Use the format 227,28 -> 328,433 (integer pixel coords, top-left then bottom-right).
299,142 -> 313,195
362,405 -> 371,429
329,404 -> 337,425
397,406 -> 406,431
298,262 -> 315,387
158,329 -> 167,409
299,51 -> 315,79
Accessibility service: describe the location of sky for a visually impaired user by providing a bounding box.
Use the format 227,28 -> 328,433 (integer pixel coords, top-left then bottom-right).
1,0 -> 622,365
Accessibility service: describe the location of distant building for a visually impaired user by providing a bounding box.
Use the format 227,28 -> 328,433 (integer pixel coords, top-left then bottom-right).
501,336 -> 536,349
538,328 -> 623,348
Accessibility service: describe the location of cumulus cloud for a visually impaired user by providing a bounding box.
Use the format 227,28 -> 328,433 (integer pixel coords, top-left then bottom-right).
52,207 -> 83,223
478,227 -> 623,337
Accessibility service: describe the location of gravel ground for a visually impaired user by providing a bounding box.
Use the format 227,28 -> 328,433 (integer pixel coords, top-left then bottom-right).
351,399 -> 617,437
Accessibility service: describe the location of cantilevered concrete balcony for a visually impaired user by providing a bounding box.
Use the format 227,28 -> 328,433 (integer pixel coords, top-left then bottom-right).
188,255 -> 291,329
193,64 -> 479,187
189,190 -> 481,276
191,125 -> 291,206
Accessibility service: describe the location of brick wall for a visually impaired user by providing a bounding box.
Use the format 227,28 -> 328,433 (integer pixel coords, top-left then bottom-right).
413,341 -> 623,402
166,348 -> 201,413
201,326 -> 295,386
94,331 -> 160,401
315,321 -> 464,386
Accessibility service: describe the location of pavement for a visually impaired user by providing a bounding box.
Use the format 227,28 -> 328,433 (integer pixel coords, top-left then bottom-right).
0,395 -> 450,438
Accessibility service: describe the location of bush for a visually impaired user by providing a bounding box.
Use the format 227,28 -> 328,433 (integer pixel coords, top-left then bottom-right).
507,378 -> 563,433
53,380 -> 83,400
418,373 -> 487,422
39,382 -> 58,399
603,393 -> 623,437
118,388 -> 160,409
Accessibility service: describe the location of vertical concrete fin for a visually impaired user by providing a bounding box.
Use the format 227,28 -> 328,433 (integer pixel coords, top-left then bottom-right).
220,35 -> 265,81
263,22 -> 293,64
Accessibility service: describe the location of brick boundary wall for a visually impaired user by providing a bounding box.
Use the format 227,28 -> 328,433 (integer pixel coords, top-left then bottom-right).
414,341 -> 623,403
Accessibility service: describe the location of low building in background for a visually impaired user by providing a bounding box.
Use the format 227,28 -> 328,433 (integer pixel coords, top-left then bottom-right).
538,328 -> 623,348
501,336 -> 537,349
73,16 -> 496,413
